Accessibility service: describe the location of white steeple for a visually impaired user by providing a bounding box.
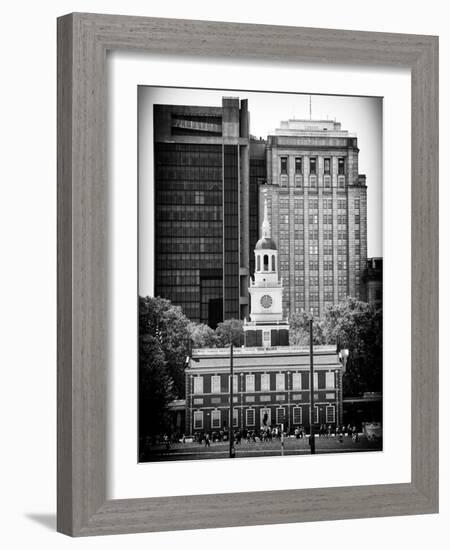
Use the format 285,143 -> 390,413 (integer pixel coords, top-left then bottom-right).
244,191 -> 290,347
261,197 -> 271,239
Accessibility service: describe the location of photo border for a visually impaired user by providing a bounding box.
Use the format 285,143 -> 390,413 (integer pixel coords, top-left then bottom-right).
57,13 -> 438,536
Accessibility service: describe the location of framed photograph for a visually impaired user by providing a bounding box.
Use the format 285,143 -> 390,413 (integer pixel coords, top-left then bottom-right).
57,13 -> 438,536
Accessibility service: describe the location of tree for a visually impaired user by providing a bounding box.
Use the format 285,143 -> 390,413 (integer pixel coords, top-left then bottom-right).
289,311 -> 326,346
322,297 -> 382,396
188,322 -> 218,348
215,318 -> 244,347
139,296 -> 191,398
139,333 -> 174,441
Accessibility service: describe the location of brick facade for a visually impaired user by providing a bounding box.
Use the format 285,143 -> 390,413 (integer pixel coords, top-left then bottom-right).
185,347 -> 343,435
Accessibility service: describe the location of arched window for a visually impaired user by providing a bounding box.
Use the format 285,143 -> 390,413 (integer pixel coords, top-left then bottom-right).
257,255 -> 261,272
272,255 -> 276,271
263,254 -> 269,271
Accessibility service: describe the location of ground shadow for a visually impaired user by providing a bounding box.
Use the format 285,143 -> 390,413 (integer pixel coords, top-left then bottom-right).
25,513 -> 56,531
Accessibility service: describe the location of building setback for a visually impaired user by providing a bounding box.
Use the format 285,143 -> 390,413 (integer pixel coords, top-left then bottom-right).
153,97 -> 250,327
363,257 -> 383,309
260,119 -> 368,318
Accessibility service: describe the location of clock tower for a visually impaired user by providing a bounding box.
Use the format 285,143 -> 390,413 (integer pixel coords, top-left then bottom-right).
244,197 -> 290,348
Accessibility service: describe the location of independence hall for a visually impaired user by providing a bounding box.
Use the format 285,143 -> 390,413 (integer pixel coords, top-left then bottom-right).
185,202 -> 343,435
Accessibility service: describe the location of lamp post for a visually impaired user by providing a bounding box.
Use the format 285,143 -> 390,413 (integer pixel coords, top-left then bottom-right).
240,372 -> 244,428
338,348 -> 349,427
308,310 -> 315,454
229,343 -> 235,458
287,371 -> 291,435
338,348 -> 349,372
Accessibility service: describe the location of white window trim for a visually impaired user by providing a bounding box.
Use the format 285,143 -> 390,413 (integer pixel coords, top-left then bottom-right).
246,374 -> 255,392
325,371 -> 335,390
211,375 -> 221,394
276,407 -> 285,425
261,373 -> 270,391
232,408 -> 239,427
326,405 -> 336,423
193,376 -> 203,395
292,372 -> 302,391
293,406 -> 302,425
246,408 -> 255,426
193,410 -> 203,429
211,409 -> 221,429
313,372 -> 318,390
276,373 -> 285,391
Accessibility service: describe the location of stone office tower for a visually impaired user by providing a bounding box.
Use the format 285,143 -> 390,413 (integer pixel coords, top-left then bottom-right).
153,97 -> 250,327
261,119 -> 368,318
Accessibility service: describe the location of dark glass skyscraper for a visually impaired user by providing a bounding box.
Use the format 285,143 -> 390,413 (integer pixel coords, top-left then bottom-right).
153,98 -> 250,327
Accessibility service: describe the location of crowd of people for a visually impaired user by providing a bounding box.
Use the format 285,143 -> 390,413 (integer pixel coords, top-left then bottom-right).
188,423 -> 361,447
156,423 -> 363,452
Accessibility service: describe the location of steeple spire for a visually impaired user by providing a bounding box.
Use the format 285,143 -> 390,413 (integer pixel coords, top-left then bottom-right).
261,197 -> 271,239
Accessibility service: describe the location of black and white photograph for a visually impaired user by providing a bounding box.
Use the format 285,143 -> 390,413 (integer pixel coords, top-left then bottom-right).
138,86 -> 383,462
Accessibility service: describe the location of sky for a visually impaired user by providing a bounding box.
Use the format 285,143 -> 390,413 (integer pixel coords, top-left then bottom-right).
139,86 -> 382,295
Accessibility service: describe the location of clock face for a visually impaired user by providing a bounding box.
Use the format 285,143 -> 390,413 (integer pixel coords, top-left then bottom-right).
260,295 -> 273,309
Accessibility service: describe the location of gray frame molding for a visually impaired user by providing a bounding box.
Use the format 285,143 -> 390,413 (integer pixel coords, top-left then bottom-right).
57,13 -> 438,536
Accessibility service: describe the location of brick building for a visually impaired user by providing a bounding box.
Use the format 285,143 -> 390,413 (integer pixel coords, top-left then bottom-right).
185,211 -> 343,435
185,346 -> 343,435
256,119 -> 368,318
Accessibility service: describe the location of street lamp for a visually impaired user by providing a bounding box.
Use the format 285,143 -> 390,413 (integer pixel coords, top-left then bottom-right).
308,309 -> 315,454
229,343 -> 235,458
287,371 -> 291,436
338,348 -> 349,427
240,372 -> 244,428
338,348 -> 349,372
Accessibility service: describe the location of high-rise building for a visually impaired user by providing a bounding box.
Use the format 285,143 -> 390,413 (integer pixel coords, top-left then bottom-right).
260,119 -> 368,318
153,97 -> 250,327
363,257 -> 383,309
249,137 -> 266,276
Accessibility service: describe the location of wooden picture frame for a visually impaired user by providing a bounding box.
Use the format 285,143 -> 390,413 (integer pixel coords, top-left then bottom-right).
57,13 -> 438,536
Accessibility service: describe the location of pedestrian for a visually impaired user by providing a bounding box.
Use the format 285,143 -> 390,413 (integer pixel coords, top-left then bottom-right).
163,433 -> 170,451
205,432 -> 210,447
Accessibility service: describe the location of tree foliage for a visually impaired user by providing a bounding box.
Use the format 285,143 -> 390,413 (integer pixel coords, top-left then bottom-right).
323,298 -> 382,396
139,333 -> 174,440
289,311 -> 326,346
139,296 -> 191,399
215,318 -> 244,347
188,322 -> 219,348
289,299 -> 382,396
